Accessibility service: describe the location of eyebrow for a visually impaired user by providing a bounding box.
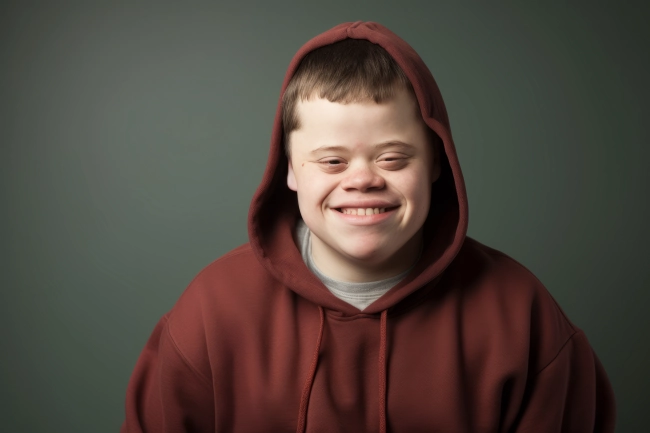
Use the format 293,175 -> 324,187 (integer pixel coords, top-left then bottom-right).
309,140 -> 417,155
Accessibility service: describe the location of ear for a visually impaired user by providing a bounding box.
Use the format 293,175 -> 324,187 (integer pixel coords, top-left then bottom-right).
287,158 -> 298,191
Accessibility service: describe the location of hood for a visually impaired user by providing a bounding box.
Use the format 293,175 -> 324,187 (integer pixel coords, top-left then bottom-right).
247,21 -> 468,316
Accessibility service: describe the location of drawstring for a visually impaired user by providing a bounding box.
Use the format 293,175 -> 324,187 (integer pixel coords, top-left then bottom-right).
295,306 -> 389,433
378,309 -> 388,433
296,306 -> 325,433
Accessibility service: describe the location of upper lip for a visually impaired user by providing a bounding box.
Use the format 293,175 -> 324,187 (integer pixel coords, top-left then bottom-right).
331,201 -> 399,209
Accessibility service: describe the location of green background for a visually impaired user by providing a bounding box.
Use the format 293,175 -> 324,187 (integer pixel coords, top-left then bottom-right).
2,1 -> 647,431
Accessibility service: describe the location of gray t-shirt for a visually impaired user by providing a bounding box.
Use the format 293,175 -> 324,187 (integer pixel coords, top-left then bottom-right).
295,219 -> 419,311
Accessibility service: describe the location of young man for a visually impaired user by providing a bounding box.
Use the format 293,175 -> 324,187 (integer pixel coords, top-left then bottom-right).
121,21 -> 616,432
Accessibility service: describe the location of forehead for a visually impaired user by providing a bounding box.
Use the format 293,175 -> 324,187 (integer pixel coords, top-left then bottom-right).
291,88 -> 426,151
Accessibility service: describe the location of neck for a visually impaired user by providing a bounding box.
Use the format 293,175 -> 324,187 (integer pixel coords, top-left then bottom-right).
310,229 -> 423,283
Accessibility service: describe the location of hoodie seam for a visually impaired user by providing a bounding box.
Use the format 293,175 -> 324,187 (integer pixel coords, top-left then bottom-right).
480,245 -> 581,377
480,245 -> 577,334
164,318 -> 213,391
533,329 -> 579,376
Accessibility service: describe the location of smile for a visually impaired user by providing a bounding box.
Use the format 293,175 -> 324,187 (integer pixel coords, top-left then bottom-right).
336,207 -> 387,215
332,206 -> 399,225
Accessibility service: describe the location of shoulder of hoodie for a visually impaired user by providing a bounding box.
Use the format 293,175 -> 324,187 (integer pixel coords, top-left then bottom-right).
452,236 -> 582,374
166,240 -> 273,325
158,242 -> 274,376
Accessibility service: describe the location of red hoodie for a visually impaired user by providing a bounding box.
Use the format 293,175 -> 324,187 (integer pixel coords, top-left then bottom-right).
120,21 -> 616,432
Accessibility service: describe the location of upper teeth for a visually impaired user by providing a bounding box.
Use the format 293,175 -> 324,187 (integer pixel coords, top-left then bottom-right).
340,208 -> 386,215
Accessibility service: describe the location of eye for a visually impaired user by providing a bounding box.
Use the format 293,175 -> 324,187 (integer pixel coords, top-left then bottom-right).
378,153 -> 409,168
318,158 -> 348,171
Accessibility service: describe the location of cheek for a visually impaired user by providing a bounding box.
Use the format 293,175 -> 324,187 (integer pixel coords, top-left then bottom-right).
295,173 -> 337,208
412,175 -> 432,203
398,171 -> 432,215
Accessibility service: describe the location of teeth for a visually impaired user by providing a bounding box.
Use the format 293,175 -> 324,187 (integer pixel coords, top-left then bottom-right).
341,207 -> 388,215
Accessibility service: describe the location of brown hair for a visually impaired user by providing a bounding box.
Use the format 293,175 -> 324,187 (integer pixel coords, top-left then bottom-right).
281,38 -> 424,158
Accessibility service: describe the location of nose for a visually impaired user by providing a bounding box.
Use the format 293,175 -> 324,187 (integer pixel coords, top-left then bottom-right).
339,163 -> 385,192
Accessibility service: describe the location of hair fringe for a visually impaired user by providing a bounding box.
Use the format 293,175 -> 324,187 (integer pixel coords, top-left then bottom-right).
281,39 -> 418,158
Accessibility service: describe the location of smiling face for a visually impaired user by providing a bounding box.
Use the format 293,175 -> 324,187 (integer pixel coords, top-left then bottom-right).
287,87 -> 441,282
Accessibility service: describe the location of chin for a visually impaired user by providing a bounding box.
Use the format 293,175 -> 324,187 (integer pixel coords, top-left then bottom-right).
339,242 -> 395,265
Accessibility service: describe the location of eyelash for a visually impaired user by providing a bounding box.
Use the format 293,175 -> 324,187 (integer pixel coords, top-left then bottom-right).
321,159 -> 344,165
318,156 -> 407,168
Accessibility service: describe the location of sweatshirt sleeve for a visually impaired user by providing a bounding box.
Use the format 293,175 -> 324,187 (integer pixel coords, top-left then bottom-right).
509,330 -> 616,433
120,314 -> 215,433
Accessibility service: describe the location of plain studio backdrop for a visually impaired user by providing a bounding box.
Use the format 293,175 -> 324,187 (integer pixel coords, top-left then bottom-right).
1,1 -> 648,432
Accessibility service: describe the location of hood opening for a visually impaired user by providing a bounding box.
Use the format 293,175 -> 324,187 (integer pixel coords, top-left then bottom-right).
248,20 -> 468,313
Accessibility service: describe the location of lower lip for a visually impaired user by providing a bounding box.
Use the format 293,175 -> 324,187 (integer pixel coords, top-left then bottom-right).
331,207 -> 398,225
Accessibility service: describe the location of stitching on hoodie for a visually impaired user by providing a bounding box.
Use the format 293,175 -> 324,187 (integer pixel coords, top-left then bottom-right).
474,240 -> 582,376
155,248 -> 254,393
158,244 -> 258,390
164,320 -> 213,390
480,243 -> 577,334
533,329 -> 580,376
